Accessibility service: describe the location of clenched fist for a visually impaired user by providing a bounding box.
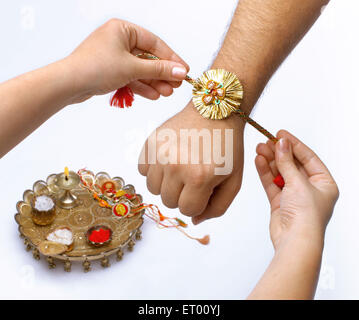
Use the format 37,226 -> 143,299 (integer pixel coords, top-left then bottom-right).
138,101 -> 245,224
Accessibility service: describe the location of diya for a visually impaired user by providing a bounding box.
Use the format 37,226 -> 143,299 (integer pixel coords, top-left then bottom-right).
54,167 -> 80,209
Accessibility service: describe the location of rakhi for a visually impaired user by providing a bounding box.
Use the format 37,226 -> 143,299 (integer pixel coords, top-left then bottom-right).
77,169 -> 209,245
111,53 -> 278,140
110,53 -> 285,189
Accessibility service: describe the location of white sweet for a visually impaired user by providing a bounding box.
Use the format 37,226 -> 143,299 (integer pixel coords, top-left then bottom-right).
47,228 -> 73,246
34,195 -> 54,211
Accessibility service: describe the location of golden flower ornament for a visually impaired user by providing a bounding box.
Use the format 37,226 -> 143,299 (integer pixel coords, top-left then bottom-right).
192,69 -> 244,120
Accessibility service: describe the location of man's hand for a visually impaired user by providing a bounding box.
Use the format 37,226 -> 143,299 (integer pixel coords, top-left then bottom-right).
138,101 -> 244,224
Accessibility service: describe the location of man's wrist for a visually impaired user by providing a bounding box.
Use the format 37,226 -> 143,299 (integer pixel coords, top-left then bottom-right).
211,56 -> 265,116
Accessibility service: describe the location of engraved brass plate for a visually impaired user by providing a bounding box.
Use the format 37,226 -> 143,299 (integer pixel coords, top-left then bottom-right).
14,172 -> 144,268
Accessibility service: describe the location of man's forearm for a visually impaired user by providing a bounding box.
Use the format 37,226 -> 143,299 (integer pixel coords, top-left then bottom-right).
212,0 -> 329,114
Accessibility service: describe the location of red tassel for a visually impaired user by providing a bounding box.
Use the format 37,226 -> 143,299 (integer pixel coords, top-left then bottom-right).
110,86 -> 134,108
273,174 -> 285,189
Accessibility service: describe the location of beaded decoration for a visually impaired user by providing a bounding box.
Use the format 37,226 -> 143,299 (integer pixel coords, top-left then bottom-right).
78,169 -> 210,245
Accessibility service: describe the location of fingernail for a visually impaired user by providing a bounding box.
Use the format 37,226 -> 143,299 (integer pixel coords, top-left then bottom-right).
172,66 -> 187,79
279,138 -> 290,153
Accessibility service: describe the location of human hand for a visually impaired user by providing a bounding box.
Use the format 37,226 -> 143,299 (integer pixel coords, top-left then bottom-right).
138,101 -> 245,224
255,130 -> 339,250
66,19 -> 189,103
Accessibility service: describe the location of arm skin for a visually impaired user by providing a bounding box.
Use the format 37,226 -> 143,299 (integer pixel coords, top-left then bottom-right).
0,19 -> 189,158
138,0 -> 331,299
249,130 -> 339,299
248,234 -> 324,300
0,59 -> 83,159
139,0 -> 330,225
212,0 -> 329,115
217,2 -> 330,299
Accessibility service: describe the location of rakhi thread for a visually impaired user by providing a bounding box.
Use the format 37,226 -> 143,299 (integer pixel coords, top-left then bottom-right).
77,169 -> 209,245
111,53 -> 278,143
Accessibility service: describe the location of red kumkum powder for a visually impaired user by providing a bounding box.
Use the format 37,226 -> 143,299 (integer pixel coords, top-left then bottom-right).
89,228 -> 111,243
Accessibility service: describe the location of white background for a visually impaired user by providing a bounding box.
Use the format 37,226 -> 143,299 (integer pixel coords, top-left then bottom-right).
0,0 -> 357,299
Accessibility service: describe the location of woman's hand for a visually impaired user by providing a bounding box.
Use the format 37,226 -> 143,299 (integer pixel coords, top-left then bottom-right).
67,19 -> 189,103
249,130 -> 339,300
255,130 -> 339,250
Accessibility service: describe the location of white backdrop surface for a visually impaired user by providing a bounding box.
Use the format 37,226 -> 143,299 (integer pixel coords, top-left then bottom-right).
0,0 -> 358,299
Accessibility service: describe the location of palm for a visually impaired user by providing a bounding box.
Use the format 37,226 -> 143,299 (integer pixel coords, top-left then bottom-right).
268,187 -> 304,249
268,192 -> 283,247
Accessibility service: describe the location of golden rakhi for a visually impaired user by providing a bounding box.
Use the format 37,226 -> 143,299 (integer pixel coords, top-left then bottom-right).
110,53 -> 278,143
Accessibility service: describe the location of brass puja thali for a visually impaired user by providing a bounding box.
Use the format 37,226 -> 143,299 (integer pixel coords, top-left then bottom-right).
14,171 -> 144,272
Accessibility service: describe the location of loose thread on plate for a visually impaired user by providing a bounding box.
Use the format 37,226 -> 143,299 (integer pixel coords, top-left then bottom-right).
133,203 -> 209,245
77,169 -> 209,245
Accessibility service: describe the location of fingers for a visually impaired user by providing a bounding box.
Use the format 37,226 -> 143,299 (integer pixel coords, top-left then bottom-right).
146,166 -> 163,195
257,143 -> 275,161
192,175 -> 241,225
138,149 -> 149,176
131,57 -> 188,82
169,81 -> 182,88
178,183 -> 213,218
130,48 -> 183,89
160,172 -> 183,208
256,142 -> 278,177
128,81 -> 160,100
255,155 -> 281,203
129,23 -> 189,82
266,139 -> 276,153
275,138 -> 301,182
277,130 -> 332,179
131,23 -> 189,70
139,79 -> 174,97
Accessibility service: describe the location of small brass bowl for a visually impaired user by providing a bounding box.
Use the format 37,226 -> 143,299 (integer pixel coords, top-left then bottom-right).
31,195 -> 57,226
86,225 -> 112,247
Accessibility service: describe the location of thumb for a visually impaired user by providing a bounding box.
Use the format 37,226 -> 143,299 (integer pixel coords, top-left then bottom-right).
131,57 -> 188,81
275,138 -> 300,182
